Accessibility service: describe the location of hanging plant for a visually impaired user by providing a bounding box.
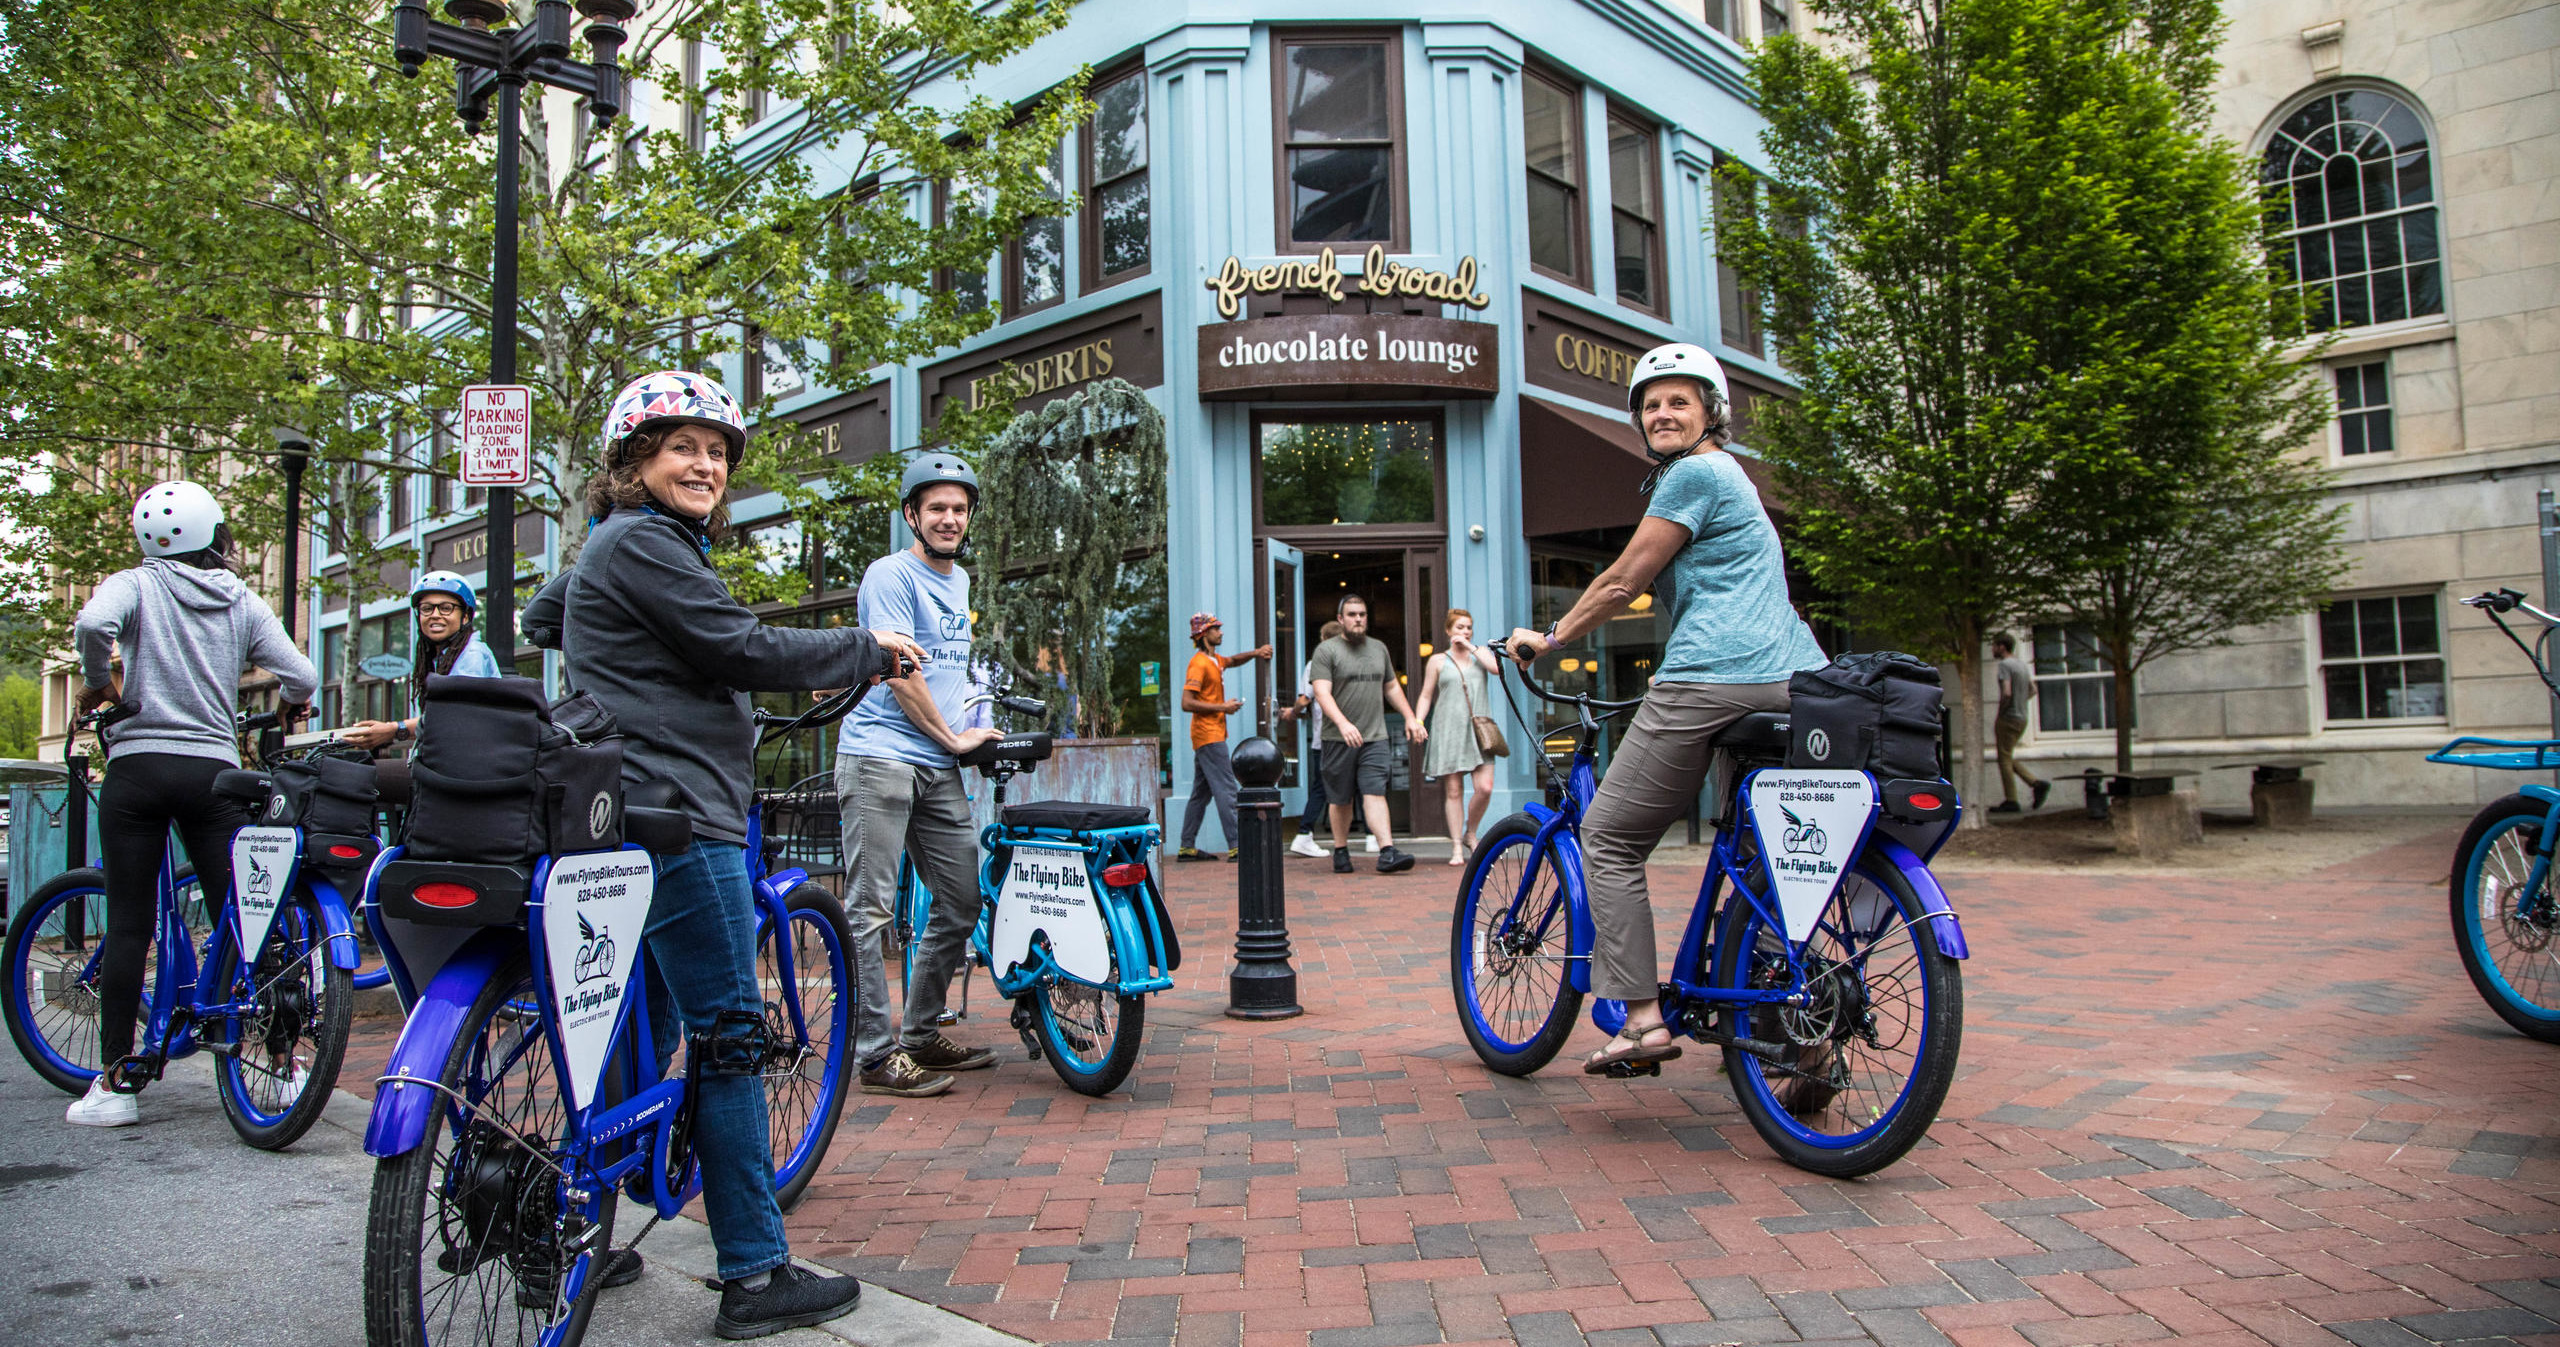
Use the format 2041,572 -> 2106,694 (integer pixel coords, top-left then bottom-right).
966,377 -> 1166,738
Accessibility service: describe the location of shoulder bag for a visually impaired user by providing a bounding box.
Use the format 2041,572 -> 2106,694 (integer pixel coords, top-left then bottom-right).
1451,652 -> 1509,759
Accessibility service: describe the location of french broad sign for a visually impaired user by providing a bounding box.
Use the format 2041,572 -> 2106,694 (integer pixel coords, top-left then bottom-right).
459,385 -> 533,486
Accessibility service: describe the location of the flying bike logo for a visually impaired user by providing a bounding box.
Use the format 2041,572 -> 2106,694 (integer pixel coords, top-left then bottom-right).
244,854 -> 277,897
572,912 -> 616,985
938,609 -> 971,641
1804,728 -> 1833,762
1778,805 -> 1829,856
587,790 -> 614,841
266,793 -> 292,822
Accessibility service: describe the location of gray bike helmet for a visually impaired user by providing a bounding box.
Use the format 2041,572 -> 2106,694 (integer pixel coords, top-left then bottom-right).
900,453 -> 980,508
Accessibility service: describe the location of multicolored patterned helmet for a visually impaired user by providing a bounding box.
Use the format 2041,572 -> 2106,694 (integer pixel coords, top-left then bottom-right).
602,370 -> 749,464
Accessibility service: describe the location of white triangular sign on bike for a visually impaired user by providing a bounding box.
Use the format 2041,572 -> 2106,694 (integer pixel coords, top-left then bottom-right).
230,827 -> 300,961
989,840 -> 1114,986
541,849 -> 656,1109
1745,770 -> 1878,942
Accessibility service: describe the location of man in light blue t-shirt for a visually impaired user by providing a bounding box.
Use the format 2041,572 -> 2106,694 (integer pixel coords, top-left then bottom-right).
835,454 -> 1005,1099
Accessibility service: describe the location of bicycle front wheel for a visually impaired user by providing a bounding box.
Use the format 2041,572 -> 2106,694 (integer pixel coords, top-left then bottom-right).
364,950 -> 614,1347
5,870 -> 125,1093
210,890 -> 354,1150
2450,794 -> 2560,1042
1710,854 -> 1962,1178
760,883 -> 853,1211
1449,812 -> 1582,1076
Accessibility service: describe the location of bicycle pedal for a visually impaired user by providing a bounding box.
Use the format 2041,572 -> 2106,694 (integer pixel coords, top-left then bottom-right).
104,1055 -> 161,1093
1600,1059 -> 1662,1079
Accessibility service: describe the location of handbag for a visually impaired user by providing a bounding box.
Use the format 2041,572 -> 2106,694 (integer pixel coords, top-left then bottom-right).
1451,653 -> 1510,759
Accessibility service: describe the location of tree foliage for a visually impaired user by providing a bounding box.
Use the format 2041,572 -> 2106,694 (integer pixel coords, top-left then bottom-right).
1722,0 -> 2340,793
0,0 -> 1084,666
968,379 -> 1167,739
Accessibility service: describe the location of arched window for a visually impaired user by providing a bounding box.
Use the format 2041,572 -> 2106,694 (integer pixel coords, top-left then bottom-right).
2260,87 -> 2442,331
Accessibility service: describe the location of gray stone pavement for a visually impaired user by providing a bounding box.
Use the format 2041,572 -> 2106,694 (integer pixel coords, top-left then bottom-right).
0,1049 -> 1023,1346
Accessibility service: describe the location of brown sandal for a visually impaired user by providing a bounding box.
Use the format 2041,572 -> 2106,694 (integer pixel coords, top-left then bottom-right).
1582,1020 -> 1683,1074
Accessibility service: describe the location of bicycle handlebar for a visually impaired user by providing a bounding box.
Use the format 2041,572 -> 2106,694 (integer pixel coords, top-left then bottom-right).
2464,588 -> 2560,626
1485,639 -> 1645,714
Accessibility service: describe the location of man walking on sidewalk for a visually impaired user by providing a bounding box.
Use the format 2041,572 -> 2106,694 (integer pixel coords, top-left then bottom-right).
1990,632 -> 2049,814
1177,612 -> 1271,861
1309,594 -> 1425,874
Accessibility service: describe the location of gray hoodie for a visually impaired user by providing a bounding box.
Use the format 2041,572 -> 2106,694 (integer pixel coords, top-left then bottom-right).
74,560 -> 320,763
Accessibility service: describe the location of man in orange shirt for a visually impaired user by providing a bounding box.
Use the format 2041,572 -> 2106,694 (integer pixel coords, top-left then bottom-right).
1177,612 -> 1273,861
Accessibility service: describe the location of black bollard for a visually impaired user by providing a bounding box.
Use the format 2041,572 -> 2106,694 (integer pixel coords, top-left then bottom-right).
1226,735 -> 1301,1020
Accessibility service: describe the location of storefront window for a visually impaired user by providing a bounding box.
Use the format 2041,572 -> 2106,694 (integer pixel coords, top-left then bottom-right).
1528,548 -> 1663,767
1085,67 -> 1149,285
1523,70 -> 1585,285
1608,108 -> 1663,313
1257,418 -> 1437,527
1278,35 -> 1403,249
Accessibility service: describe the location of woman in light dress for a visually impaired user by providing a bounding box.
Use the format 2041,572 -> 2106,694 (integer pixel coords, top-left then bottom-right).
1413,608 -> 1501,866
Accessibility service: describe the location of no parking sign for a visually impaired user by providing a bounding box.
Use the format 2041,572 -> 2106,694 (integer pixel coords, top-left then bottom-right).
459,385 -> 533,486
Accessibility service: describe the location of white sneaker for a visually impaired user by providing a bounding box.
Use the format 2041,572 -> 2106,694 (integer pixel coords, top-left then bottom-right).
66,1078 -> 138,1128
1289,833 -> 1326,859
1364,835 -> 1383,854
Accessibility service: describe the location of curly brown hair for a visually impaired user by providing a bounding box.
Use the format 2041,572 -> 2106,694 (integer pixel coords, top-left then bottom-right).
583,425 -> 732,537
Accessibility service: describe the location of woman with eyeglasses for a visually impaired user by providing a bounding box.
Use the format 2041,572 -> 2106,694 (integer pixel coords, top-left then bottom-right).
340,570 -> 500,751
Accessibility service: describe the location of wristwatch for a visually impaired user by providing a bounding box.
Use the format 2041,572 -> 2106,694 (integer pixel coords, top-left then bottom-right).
1543,621 -> 1561,646
394,720 -> 414,743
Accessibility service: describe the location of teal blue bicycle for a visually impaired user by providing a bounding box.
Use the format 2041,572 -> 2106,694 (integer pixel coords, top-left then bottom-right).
2428,587 -> 2560,1042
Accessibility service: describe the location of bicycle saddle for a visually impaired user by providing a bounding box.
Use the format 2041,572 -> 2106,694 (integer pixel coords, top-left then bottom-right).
1002,799 -> 1152,831
212,769 -> 273,804
1709,711 -> 1791,754
958,732 -> 1054,769
623,779 -> 695,855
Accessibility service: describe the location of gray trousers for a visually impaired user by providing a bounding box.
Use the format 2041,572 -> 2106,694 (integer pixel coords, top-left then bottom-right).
837,755 -> 982,1068
1180,740 -> 1239,850
1582,679 -> 1792,1002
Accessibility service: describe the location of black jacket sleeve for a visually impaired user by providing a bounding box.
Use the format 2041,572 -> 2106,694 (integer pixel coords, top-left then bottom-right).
522,571 -> 571,651
598,516 -> 889,691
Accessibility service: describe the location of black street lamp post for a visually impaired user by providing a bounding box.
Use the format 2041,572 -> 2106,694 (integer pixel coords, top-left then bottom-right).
268,426 -> 312,641
388,0 -> 633,659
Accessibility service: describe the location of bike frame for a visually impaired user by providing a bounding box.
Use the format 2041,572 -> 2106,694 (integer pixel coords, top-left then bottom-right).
970,821 -> 1175,1001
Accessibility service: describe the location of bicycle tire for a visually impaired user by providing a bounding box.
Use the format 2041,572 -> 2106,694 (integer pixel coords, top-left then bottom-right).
364,950 -> 614,1347
762,883 -> 854,1211
5,870 -> 126,1093
1449,812 -> 1583,1076
1709,852 -> 1962,1179
2449,794 -> 2560,1042
210,889 -> 354,1150
1027,951 -> 1144,1096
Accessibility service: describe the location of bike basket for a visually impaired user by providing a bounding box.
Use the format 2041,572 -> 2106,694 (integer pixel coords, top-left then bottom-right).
375,858 -> 533,928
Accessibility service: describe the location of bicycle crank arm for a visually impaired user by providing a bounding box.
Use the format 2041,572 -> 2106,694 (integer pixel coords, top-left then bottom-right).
1693,1026 -> 1798,1063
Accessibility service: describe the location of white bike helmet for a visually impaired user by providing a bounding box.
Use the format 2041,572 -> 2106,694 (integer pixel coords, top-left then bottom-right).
132,481 -> 226,558
1625,342 -> 1731,417
602,370 -> 750,464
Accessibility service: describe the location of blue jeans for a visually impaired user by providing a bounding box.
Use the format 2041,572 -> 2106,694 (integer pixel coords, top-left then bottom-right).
643,842 -> 789,1281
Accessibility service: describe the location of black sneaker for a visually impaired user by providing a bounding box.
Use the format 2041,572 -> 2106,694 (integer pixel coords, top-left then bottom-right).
514,1246 -> 642,1309
1988,801 -> 2021,814
1175,847 -> 1213,861
1377,846 -> 1416,874
1332,847 -> 1353,874
715,1263 -> 862,1340
2030,780 -> 2051,811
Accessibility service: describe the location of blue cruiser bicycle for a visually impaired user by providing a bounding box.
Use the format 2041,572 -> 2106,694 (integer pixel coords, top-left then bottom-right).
2428,588 -> 2560,1043
1449,645 -> 1968,1178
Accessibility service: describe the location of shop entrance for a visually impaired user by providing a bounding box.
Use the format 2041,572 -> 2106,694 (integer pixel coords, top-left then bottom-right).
1259,543 -> 1442,838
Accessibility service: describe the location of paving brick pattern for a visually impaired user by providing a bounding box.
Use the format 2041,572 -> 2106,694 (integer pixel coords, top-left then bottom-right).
340,825 -> 2560,1344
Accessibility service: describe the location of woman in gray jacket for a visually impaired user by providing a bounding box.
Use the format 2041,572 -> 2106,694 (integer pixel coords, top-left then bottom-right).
69,481 -> 317,1128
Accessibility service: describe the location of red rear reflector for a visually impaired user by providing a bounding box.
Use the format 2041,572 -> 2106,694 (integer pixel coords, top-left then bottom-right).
413,881 -> 478,909
1908,793 -> 1943,812
328,845 -> 364,859
1101,863 -> 1149,888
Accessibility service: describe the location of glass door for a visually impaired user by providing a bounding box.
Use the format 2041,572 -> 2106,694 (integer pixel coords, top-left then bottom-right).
1263,539 -> 1306,789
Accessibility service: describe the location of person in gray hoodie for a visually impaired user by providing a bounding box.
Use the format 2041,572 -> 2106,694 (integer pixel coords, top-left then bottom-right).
68,481 -> 317,1128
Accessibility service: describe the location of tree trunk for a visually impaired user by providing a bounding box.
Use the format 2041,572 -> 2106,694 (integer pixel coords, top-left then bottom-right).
1954,617 -> 1990,829
328,464 -> 360,724
2110,642 -> 2138,776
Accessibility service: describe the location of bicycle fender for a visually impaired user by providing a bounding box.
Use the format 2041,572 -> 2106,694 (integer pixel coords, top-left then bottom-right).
303,875 -> 363,972
2524,786 -> 2560,854
363,930 -> 517,1158
761,867 -> 811,904
1869,837 -> 1967,960
1526,806 -> 1599,994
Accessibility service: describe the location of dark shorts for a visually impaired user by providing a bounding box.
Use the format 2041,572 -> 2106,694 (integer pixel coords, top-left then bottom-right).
1320,738 -> 1391,801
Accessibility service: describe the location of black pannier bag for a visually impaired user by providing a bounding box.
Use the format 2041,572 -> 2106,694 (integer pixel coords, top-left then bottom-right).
267,755 -> 379,835
1786,651 -> 1945,781
405,674 -> 626,863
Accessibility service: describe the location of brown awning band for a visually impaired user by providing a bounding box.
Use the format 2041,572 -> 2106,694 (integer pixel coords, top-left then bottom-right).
1517,394 -> 1781,539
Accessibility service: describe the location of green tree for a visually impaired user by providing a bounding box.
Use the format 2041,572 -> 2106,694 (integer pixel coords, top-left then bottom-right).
0,0 -> 1083,659
0,676 -> 38,759
1720,0 -> 2336,803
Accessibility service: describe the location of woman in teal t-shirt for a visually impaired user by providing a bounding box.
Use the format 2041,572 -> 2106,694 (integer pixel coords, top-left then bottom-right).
1505,342 -> 1825,1075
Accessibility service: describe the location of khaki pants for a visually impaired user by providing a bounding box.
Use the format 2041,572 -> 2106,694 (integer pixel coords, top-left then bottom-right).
1995,716 -> 2042,803
1582,680 -> 1792,1002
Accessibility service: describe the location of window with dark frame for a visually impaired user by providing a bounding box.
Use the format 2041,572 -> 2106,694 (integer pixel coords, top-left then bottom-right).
1758,0 -> 1790,37
1084,66 -> 1150,287
682,40 -> 706,154
1522,69 -> 1585,286
1607,107 -> 1663,313
936,179 -> 992,316
1005,138 -> 1068,317
1715,157 -> 1763,355
2319,593 -> 2444,721
2032,623 -> 2121,733
828,186 -> 880,381
2334,358 -> 2394,456
1277,34 -> 1403,250
1695,0 -> 1733,36
2261,88 -> 2442,331
389,433 -> 413,532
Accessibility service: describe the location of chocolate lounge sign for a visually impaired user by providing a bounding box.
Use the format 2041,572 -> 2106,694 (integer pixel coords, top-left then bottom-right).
1203,246 -> 1492,320
1196,314 -> 1499,400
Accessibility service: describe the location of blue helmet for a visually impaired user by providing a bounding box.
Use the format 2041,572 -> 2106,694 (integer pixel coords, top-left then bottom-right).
412,570 -> 477,613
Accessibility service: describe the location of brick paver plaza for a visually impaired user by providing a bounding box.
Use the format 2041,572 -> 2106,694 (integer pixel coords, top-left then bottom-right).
758,824 -> 2560,1347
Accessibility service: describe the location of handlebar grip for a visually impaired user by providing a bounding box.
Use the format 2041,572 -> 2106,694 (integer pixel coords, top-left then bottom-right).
998,695 -> 1047,717
238,712 -> 281,732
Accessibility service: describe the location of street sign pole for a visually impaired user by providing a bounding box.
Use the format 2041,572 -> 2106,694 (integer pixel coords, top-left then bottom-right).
484,78 -> 522,670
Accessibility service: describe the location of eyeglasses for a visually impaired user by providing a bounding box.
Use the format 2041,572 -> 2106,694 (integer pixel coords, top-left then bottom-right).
416,602 -> 464,617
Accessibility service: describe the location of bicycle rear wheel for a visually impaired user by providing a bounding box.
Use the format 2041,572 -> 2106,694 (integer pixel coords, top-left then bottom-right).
1450,813 -> 1582,1076
210,890 -> 354,1150
1026,951 -> 1144,1096
365,950 -> 614,1347
2449,795 -> 2560,1042
760,883 -> 853,1210
1710,854 -> 1961,1178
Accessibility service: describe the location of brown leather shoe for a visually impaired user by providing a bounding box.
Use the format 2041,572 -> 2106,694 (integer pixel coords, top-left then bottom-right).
904,1030 -> 997,1072
859,1050 -> 954,1097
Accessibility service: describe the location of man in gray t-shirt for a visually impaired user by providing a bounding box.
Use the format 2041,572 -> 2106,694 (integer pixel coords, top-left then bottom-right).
1990,632 -> 2048,812
1308,594 -> 1425,873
